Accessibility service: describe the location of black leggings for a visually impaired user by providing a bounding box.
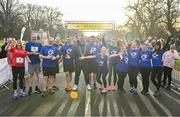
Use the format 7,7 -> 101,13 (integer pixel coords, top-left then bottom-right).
108,63 -> 117,85
151,67 -> 163,91
128,67 -> 139,88
140,68 -> 151,92
97,70 -> 108,88
12,67 -> 25,90
74,62 -> 90,85
163,66 -> 173,86
117,72 -> 127,90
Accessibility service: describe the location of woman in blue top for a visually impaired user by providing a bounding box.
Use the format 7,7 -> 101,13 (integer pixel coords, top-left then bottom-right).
139,43 -> 152,96
151,35 -> 171,97
116,46 -> 128,92
80,46 -> 108,94
128,42 -> 140,94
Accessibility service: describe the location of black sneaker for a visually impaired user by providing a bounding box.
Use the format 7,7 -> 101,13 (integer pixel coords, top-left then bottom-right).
28,87 -> 32,96
93,83 -> 97,89
141,90 -> 145,95
35,86 -> 42,94
153,90 -> 160,97
49,89 -> 56,94
144,92 -> 149,96
166,86 -> 171,90
52,85 -> 59,91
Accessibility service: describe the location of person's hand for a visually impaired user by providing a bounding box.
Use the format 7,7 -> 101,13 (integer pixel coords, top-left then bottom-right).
51,56 -> 56,60
65,54 -> 71,59
46,55 -> 52,59
79,56 -> 84,60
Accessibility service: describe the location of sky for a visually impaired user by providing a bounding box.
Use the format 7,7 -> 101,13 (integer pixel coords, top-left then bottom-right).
21,0 -> 130,36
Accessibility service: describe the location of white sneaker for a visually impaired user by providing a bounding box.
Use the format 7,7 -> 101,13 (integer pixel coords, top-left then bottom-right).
73,84 -> 78,91
13,92 -> 18,99
86,84 -> 92,90
19,91 -> 27,97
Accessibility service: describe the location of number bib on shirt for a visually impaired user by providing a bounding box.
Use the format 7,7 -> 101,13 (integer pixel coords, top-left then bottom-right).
31,47 -> 38,52
16,57 -> 24,63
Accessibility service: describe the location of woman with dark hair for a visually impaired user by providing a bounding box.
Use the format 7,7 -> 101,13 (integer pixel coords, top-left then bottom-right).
151,35 -> 171,96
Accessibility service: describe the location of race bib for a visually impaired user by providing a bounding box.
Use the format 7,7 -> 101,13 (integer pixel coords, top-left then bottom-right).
16,57 -> 24,63
31,47 -> 38,52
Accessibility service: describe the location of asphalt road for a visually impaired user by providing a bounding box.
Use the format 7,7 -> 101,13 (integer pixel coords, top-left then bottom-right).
0,68 -> 180,116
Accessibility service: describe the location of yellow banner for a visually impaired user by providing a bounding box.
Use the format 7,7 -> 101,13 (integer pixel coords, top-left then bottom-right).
67,23 -> 113,30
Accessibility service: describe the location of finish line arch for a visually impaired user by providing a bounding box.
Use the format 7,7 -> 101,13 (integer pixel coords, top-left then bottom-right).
64,21 -> 115,39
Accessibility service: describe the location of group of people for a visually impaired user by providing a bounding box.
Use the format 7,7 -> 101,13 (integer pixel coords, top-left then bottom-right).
3,33 -> 180,99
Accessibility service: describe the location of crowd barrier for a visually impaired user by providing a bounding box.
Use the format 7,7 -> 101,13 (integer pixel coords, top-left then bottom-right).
0,58 -> 12,90
172,60 -> 180,89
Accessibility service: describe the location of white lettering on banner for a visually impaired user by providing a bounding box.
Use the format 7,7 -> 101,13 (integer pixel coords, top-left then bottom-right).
31,47 -> 38,52
0,58 -> 12,85
16,57 -> 24,63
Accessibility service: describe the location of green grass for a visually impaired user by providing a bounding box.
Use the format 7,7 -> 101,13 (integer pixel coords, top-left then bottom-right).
0,40 -> 3,47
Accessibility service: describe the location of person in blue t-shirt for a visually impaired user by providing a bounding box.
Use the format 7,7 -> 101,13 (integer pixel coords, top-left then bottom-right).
61,38 -> 74,92
128,42 -> 140,94
108,39 -> 121,91
151,34 -> 171,97
80,46 -> 108,94
139,43 -> 153,96
84,36 -> 100,89
39,38 -> 60,97
25,35 -> 42,96
51,38 -> 62,91
116,46 -> 128,93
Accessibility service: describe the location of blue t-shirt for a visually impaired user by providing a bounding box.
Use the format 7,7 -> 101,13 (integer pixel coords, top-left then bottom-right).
116,54 -> 128,72
139,50 -> 152,68
61,44 -> 74,65
152,49 -> 164,67
53,44 -> 62,55
25,41 -> 42,64
128,49 -> 140,67
96,54 -> 108,72
40,45 -> 58,68
85,43 -> 100,56
109,46 -> 121,64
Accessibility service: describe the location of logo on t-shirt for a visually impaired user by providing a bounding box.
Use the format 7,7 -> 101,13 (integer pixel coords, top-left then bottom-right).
31,46 -> 38,52
131,52 -> 137,58
98,60 -> 104,66
16,57 -> 24,63
90,47 -> 97,54
152,53 -> 159,59
66,48 -> 72,54
48,50 -> 54,55
141,54 -> 148,61
125,58 -> 128,64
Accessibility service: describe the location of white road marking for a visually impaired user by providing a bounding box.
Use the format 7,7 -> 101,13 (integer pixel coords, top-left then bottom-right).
85,90 -> 91,116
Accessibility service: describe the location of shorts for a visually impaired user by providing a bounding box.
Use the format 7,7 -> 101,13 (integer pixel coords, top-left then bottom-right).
28,63 -> 41,74
63,64 -> 74,72
87,61 -> 97,73
43,67 -> 57,77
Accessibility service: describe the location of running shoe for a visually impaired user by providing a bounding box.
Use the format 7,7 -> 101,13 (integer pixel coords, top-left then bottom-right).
130,87 -> 135,93
144,92 -> 149,96
133,88 -> 138,94
101,88 -> 108,94
52,85 -> 59,91
12,92 -> 18,100
72,84 -> 78,91
86,84 -> 92,90
19,91 -> 27,97
49,89 -> 56,94
99,85 -> 104,90
28,87 -> 32,96
153,90 -> 160,97
140,90 -> 145,95
35,86 -> 42,94
106,85 -> 112,91
41,91 -> 49,97
111,85 -> 117,91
